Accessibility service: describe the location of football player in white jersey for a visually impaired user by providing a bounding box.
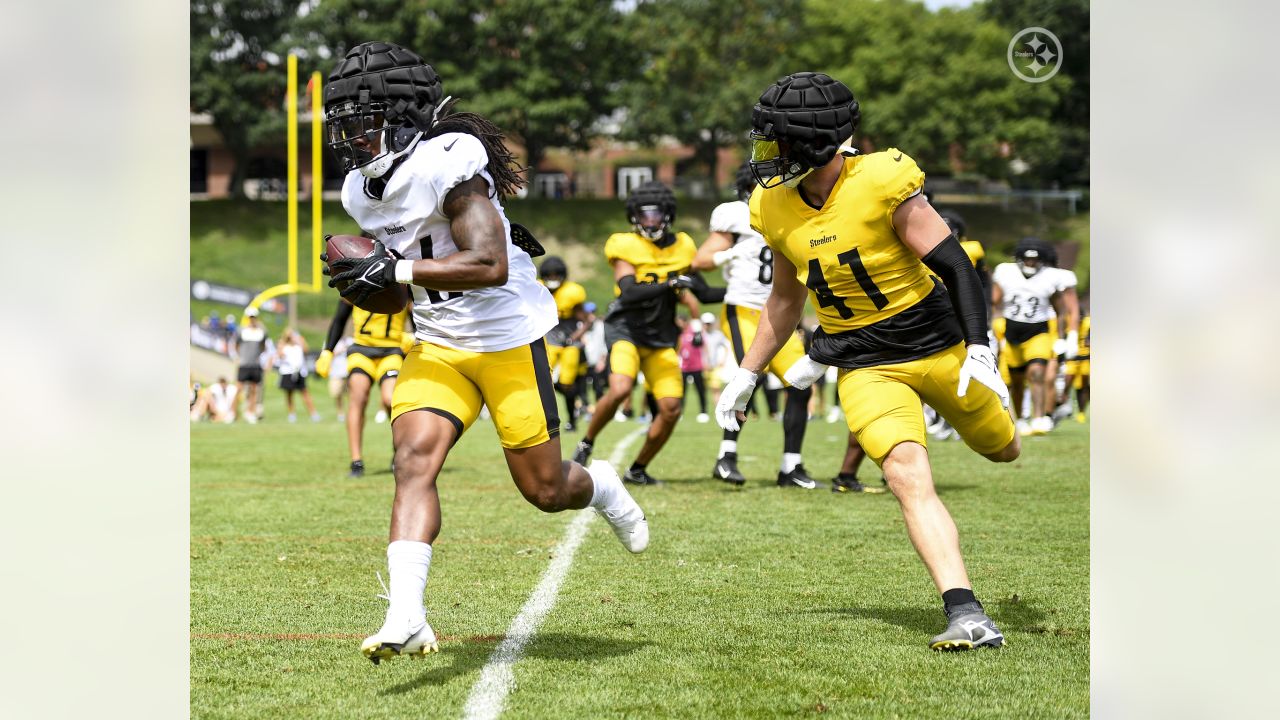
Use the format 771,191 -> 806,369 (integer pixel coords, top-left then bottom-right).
991,237 -> 1079,434
692,163 -> 817,488
319,42 -> 647,665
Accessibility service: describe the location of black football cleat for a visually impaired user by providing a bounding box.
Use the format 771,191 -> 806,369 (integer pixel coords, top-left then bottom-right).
712,454 -> 746,486
831,475 -> 887,494
349,460 -> 365,478
624,467 -> 662,486
776,464 -> 817,489
572,440 -> 593,466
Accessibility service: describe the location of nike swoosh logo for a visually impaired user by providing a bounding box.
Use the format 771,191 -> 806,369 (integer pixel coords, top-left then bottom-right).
893,153 -> 903,162
717,466 -> 730,478
796,478 -> 816,489
444,139 -> 458,151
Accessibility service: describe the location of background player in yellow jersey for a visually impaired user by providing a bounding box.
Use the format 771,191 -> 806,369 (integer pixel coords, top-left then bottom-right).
538,255 -> 596,432
718,72 -> 1019,651
1063,299 -> 1090,422
316,300 -> 413,477
571,181 -> 725,485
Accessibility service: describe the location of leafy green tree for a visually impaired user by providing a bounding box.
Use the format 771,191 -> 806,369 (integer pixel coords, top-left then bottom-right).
191,1 -> 306,198
787,0 -> 1066,185
618,0 -> 805,195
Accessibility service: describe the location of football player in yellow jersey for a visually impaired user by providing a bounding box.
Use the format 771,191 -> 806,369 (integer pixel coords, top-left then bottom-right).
1063,302 -> 1090,422
717,72 -> 1018,651
538,256 -> 596,432
315,300 -> 413,477
571,181 -> 725,485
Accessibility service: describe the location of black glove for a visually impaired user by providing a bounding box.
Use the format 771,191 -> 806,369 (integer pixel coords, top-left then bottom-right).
327,239 -> 398,304
668,274 -> 695,290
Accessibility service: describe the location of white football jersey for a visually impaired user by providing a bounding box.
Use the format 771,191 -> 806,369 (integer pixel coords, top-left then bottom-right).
1049,267 -> 1078,293
340,133 -> 556,352
992,262 -> 1062,323
709,200 -> 773,309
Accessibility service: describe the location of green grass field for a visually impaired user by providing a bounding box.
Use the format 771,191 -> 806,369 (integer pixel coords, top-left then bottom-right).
191,386 -> 1089,718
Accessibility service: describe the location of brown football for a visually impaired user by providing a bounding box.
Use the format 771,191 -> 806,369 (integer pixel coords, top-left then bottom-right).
324,234 -> 410,315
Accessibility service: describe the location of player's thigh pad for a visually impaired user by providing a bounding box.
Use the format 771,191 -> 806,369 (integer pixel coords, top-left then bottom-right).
837,365 -> 926,464
391,343 -> 483,438
917,344 -> 1016,456
375,353 -> 404,383
347,352 -> 376,379
640,347 -> 684,400
472,340 -> 560,449
609,339 -> 641,380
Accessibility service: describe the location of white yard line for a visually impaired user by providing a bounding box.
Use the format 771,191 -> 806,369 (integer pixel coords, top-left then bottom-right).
461,425 -> 648,720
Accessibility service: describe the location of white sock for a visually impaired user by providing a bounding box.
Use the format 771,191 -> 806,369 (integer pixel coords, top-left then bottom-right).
386,540 -> 431,623
719,440 -> 737,458
588,466 -> 614,510
781,453 -> 802,473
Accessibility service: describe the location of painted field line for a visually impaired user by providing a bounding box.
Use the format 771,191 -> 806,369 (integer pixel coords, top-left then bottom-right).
461,425 -> 648,720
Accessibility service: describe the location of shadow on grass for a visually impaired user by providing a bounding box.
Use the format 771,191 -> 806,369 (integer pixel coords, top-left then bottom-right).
803,597 -> 1049,635
381,632 -> 649,695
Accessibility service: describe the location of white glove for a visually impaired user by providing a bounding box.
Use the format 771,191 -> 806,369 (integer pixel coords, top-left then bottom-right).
957,343 -> 1010,409
782,355 -> 828,390
1053,338 -> 1069,357
1063,331 -> 1079,360
712,248 -> 738,267
715,368 -> 758,432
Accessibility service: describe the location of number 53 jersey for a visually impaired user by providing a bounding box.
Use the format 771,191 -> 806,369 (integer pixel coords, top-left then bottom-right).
340,132 -> 556,353
748,148 -> 962,369
991,263 -> 1063,324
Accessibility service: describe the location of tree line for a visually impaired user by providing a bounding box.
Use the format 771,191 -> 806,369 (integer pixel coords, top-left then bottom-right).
192,0 -> 1088,198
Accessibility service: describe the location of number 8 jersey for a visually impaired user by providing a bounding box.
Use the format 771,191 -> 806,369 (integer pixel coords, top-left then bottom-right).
340,132 -> 556,353
709,200 -> 772,310
748,148 -> 963,368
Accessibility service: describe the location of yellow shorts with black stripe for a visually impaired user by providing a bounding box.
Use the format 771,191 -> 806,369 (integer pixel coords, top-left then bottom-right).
546,344 -> 581,386
1066,358 -> 1091,388
391,340 -> 560,449
608,340 -> 683,400
720,304 -> 807,384
1003,332 -> 1054,371
347,350 -> 403,384
837,343 -> 1015,464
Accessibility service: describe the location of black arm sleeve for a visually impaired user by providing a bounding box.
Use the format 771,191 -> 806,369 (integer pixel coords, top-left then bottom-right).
922,234 -> 989,347
617,275 -> 673,303
323,300 -> 353,352
686,272 -> 726,304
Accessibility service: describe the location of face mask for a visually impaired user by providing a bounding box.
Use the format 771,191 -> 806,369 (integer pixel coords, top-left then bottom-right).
545,279 -> 562,290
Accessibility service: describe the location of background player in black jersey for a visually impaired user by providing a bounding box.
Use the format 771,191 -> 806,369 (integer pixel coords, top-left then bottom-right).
571,182 -> 724,484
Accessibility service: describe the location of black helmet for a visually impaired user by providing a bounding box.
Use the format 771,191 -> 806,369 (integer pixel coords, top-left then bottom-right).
1014,237 -> 1051,277
939,209 -> 966,239
324,42 -> 443,176
539,255 -> 568,281
626,181 -> 676,241
734,161 -> 757,201
749,72 -> 860,188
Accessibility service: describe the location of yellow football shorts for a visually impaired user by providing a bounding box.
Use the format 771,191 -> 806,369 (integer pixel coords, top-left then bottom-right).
837,343 -> 1016,464
347,350 -> 404,384
1002,332 -> 1054,371
546,343 -> 582,386
391,340 -> 560,449
608,339 -> 683,400
1066,358 -> 1091,388
720,304 -> 807,385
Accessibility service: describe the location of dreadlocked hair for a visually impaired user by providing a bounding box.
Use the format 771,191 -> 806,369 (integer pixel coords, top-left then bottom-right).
423,97 -> 526,199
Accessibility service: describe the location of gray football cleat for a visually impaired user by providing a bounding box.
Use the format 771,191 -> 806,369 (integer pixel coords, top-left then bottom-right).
929,603 -> 1004,651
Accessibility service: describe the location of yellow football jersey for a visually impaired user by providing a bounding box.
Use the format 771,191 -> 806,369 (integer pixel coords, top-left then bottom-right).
603,231 -> 697,348
352,305 -> 410,349
1078,315 -> 1090,358
550,281 -> 588,320
961,239 -> 985,268
604,231 -> 697,288
749,149 -> 963,367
